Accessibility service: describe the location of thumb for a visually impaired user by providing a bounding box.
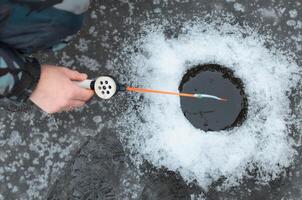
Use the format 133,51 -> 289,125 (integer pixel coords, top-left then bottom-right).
61,67 -> 88,81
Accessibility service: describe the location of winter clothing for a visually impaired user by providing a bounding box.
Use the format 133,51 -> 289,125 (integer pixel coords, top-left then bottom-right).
0,0 -> 89,103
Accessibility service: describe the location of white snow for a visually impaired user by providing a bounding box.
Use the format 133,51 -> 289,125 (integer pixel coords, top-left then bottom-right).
118,20 -> 301,189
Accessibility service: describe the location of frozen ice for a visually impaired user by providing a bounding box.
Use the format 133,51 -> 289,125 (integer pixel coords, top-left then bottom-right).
257,8 -> 278,19
289,9 -> 298,18
287,20 -> 297,27
234,3 -> 245,12
93,115 -> 102,123
75,55 -> 100,71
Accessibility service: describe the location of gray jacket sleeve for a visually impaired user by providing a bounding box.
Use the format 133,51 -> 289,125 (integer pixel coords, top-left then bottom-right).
0,44 -> 41,102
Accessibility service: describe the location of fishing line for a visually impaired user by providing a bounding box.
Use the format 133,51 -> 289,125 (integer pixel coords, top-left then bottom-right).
74,76 -> 227,101
126,86 -> 227,101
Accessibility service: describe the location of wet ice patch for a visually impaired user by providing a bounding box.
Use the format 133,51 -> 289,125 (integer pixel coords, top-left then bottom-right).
118,21 -> 301,189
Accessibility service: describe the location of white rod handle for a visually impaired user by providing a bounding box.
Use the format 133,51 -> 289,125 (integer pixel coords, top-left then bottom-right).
73,79 -> 93,89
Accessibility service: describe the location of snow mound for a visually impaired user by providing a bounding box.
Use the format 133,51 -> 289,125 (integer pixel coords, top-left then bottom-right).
118,21 -> 301,189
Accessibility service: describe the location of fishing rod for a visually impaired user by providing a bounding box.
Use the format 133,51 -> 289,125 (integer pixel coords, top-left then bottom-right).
74,76 -> 227,101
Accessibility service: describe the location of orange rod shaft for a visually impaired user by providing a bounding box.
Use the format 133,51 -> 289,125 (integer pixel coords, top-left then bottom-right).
126,86 -> 196,98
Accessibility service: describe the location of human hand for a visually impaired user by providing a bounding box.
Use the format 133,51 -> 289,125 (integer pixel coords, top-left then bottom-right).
29,65 -> 94,114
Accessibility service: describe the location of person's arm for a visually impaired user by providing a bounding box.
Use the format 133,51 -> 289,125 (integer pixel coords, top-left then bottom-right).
29,65 -> 94,114
0,43 -> 94,113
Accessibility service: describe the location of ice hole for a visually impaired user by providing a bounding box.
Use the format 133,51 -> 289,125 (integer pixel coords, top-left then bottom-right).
179,64 -> 248,131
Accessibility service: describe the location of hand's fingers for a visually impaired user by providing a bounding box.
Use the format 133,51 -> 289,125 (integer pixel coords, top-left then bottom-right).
61,67 -> 88,81
72,87 -> 95,101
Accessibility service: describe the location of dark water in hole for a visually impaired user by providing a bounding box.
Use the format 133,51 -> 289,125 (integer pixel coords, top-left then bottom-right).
179,64 -> 247,131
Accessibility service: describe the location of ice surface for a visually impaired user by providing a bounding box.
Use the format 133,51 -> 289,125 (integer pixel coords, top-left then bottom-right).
233,3 -> 245,12
118,20 -> 301,189
2,1 -> 302,198
289,9 -> 298,18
